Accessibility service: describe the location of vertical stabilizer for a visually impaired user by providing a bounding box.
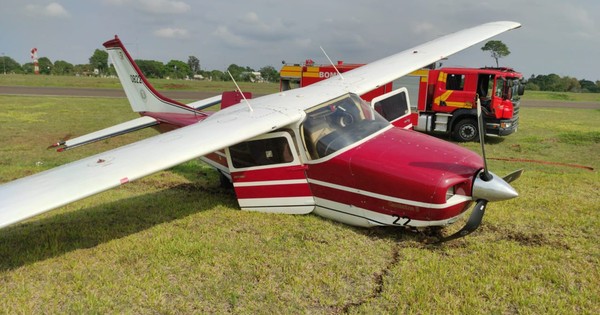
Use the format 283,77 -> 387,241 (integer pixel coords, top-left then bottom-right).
103,36 -> 198,114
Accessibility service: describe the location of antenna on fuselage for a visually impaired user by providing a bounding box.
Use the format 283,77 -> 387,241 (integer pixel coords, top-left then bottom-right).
320,46 -> 344,80
227,71 -> 253,112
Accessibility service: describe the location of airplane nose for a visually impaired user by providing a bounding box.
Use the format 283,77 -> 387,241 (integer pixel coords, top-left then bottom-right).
472,171 -> 519,202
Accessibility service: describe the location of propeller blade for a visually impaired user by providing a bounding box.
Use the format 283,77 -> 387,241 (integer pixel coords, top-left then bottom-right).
503,169 -> 524,183
437,199 -> 488,243
476,96 -> 492,181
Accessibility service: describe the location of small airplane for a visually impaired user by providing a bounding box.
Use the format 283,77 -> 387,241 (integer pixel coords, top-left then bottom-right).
0,21 -> 523,242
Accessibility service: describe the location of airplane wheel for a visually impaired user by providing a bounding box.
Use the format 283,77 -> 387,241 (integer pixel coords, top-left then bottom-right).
452,118 -> 479,142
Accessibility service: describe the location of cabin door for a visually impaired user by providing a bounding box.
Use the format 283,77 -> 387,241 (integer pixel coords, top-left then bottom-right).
371,87 -> 412,128
226,131 -> 315,214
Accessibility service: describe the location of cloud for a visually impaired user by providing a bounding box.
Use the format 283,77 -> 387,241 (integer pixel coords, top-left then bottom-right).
214,11 -> 294,48
213,25 -> 250,48
142,0 -> 190,14
154,27 -> 190,39
25,2 -> 70,18
104,0 -> 190,14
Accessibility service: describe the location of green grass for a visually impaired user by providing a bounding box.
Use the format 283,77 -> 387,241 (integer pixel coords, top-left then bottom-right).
0,95 -> 599,314
521,90 -> 600,102
0,74 -> 280,94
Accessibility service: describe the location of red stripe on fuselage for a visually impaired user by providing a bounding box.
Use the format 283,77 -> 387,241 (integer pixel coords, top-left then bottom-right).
234,183 -> 312,199
309,181 -> 471,221
232,165 -> 307,183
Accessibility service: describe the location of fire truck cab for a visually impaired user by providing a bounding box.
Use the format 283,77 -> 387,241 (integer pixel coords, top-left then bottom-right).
407,67 -> 524,141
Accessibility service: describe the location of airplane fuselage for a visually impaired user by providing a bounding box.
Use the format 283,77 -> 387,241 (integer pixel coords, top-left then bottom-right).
146,93 -> 483,229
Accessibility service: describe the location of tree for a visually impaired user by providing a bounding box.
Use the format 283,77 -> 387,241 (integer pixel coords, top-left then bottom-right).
209,69 -> 225,81
89,49 -> 108,75
0,56 -> 23,74
579,79 -> 599,93
187,56 -> 200,74
481,40 -> 510,67
135,59 -> 165,78
564,76 -> 580,92
166,60 -> 191,79
225,64 -> 248,81
259,66 -> 279,83
22,63 -> 34,74
52,60 -> 74,75
37,57 -> 53,74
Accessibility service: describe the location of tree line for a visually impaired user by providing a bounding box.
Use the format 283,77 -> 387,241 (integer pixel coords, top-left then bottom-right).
0,49 -> 280,83
526,74 -> 600,93
2,47 -> 600,92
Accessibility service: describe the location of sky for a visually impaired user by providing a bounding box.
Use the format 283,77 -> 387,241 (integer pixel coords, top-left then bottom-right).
1,0 -> 599,81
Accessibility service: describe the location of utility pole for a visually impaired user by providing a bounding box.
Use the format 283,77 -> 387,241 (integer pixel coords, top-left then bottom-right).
2,52 -> 5,74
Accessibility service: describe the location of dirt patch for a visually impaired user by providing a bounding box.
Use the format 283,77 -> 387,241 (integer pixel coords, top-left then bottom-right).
497,230 -> 571,249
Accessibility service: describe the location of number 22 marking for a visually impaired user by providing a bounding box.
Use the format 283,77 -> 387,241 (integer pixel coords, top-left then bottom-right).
392,215 -> 411,226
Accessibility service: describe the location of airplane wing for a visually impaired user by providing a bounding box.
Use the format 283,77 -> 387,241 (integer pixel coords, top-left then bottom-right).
315,21 -> 522,96
0,102 -> 302,229
0,21 -> 520,230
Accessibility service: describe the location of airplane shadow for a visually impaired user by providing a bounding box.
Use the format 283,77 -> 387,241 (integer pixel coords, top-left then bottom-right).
0,183 -> 236,272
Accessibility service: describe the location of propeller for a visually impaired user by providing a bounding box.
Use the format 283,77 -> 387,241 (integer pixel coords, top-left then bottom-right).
437,95 -> 522,243
476,96 -> 493,181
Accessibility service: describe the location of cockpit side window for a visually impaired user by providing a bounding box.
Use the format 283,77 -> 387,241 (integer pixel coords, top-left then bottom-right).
301,94 -> 389,159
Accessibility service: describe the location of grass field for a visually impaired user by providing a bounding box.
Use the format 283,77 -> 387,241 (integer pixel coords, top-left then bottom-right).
1,74 -> 600,103
0,92 -> 599,313
0,74 -> 281,95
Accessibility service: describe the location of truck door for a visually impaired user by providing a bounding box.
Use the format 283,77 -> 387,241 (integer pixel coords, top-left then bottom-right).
371,87 -> 412,129
433,72 -> 473,112
490,76 -> 513,119
226,131 -> 315,214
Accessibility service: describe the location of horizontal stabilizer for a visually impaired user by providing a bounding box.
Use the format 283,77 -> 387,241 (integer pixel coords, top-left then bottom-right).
187,95 -> 222,110
49,116 -> 159,151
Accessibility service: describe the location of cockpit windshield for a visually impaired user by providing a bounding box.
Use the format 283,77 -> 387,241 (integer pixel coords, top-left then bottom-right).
302,93 -> 390,159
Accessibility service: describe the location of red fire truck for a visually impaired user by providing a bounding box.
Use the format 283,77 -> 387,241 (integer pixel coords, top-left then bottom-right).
280,61 -> 524,141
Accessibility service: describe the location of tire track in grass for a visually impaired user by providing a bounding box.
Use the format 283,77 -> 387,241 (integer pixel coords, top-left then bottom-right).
338,244 -> 402,314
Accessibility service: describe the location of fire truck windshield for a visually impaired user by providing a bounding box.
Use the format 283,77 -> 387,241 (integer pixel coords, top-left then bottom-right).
509,79 -> 523,101
496,77 -> 522,101
302,93 -> 389,159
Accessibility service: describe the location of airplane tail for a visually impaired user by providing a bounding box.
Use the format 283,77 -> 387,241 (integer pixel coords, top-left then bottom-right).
103,36 -> 199,114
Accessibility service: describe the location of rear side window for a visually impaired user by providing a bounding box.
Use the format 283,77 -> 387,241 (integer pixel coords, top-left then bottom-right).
373,90 -> 409,122
229,136 -> 293,169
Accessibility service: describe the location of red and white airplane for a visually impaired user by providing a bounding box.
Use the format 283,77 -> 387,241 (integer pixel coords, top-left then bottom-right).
0,21 -> 523,241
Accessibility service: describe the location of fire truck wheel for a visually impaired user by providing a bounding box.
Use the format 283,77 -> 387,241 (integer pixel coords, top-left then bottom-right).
452,118 -> 479,142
